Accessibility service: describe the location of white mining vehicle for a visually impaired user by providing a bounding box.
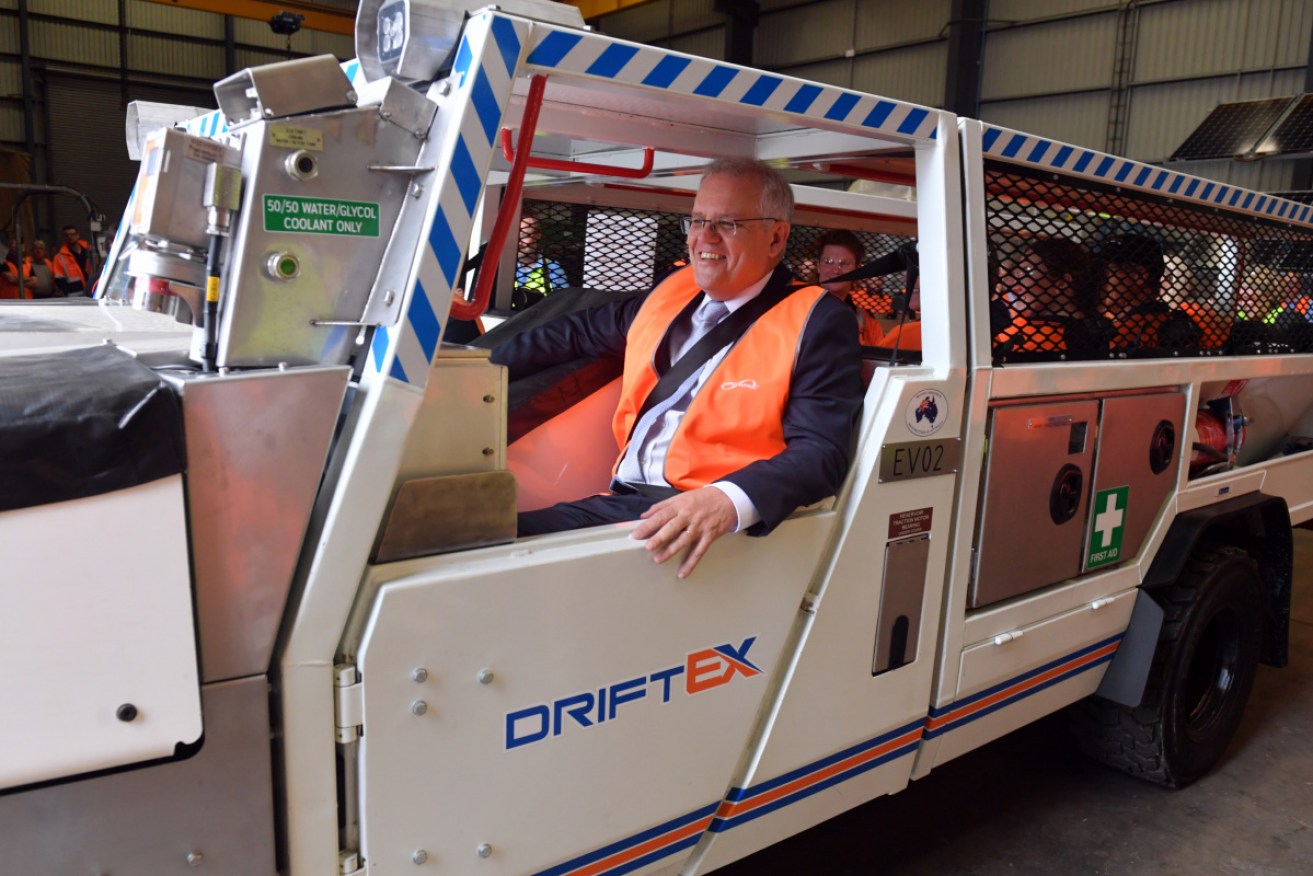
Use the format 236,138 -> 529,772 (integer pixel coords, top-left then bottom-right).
2,1 -> 1310,873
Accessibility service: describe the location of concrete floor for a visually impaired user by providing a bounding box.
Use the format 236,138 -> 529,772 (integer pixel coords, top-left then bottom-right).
720,531 -> 1313,876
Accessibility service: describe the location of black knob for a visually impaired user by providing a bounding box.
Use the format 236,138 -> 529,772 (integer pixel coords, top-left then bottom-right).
1050,464 -> 1084,525
1149,419 -> 1175,474
116,703 -> 138,722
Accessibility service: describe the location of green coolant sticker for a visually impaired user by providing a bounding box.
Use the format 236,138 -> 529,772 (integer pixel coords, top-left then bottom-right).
263,195 -> 379,237
1087,485 -> 1129,569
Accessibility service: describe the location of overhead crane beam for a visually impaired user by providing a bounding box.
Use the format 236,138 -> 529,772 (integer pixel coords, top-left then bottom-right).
143,0 -> 355,36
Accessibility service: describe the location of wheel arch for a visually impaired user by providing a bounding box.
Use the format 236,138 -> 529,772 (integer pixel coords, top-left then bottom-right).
1097,492 -> 1291,710
1144,492 -> 1292,669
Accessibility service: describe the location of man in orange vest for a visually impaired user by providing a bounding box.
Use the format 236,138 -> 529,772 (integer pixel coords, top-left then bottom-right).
53,225 -> 93,296
24,239 -> 56,298
815,228 -> 887,346
0,241 -> 36,300
492,158 -> 863,577
1099,234 -> 1199,350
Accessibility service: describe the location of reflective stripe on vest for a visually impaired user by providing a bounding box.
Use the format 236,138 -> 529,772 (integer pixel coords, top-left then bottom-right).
519,259 -> 553,294
53,247 -> 87,286
612,266 -> 826,491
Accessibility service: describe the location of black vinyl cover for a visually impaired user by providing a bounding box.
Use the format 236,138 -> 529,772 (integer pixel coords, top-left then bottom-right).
0,345 -> 186,512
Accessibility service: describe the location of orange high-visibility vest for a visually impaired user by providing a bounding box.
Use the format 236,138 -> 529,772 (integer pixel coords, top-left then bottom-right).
0,260 -> 32,299
53,243 -> 88,289
994,315 -> 1069,353
612,267 -> 827,491
855,307 -> 885,346
1177,302 -> 1228,349
882,319 -> 922,351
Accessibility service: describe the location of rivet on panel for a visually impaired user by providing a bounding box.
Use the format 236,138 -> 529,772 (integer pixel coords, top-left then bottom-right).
412,850 -> 428,865
411,700 -> 428,716
412,667 -> 428,683
476,843 -> 492,859
186,851 -> 203,867
477,669 -> 494,685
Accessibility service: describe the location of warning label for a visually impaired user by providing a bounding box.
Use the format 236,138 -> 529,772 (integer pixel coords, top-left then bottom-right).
263,195 -> 380,237
889,507 -> 933,539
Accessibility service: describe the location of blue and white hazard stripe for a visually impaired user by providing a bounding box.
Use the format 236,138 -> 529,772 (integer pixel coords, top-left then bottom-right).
982,124 -> 1313,228
524,25 -> 944,143
368,13 -> 526,388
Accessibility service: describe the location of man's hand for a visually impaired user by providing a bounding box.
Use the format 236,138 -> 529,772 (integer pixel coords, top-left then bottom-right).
631,487 -> 737,579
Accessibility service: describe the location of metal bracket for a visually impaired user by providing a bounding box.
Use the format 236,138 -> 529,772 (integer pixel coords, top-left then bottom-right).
339,849 -> 365,876
334,663 -> 364,743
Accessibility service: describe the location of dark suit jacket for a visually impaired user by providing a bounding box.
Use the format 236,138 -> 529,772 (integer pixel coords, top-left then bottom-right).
490,265 -> 864,534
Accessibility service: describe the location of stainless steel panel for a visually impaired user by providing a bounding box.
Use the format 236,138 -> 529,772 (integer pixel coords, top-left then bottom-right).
169,365 -> 350,682
215,55 -> 355,127
0,676 -> 277,875
131,128 -> 242,250
873,535 -> 929,674
218,107 -> 423,368
878,437 -> 962,483
397,349 -> 507,479
1086,392 -> 1186,571
972,400 -> 1099,608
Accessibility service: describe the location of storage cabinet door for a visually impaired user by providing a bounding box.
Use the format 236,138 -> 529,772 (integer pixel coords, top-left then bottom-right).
971,400 -> 1099,608
1084,392 -> 1186,572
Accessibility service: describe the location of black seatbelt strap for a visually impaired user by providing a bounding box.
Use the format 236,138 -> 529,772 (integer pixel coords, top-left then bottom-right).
632,265 -> 801,432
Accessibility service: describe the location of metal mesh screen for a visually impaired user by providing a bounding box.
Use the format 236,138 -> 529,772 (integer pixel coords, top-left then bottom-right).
520,196 -> 914,317
986,161 -> 1313,364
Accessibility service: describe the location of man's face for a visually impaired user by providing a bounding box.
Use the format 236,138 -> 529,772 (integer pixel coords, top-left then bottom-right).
63,228 -> 78,246
818,244 -> 858,300
1000,251 -> 1062,317
1103,262 -> 1153,315
519,216 -> 541,253
688,173 -> 788,299
32,242 -> 45,259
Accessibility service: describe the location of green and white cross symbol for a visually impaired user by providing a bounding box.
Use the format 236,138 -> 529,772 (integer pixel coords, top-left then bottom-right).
1087,486 -> 1129,570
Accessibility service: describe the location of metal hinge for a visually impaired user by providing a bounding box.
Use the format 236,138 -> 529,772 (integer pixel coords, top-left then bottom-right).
335,663 -> 364,743
339,849 -> 364,876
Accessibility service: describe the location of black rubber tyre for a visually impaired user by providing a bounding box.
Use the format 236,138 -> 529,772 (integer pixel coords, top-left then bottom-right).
1071,545 -> 1263,787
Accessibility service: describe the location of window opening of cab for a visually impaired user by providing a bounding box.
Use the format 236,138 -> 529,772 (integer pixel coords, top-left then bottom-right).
519,196 -> 915,312
986,161 -> 1313,364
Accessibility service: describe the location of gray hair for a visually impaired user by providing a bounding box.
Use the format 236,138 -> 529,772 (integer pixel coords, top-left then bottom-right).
702,157 -> 794,222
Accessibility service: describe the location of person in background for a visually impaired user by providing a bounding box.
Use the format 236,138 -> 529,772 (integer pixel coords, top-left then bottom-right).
0,245 -> 35,299
491,158 -> 864,578
994,238 -> 1107,355
513,213 -> 568,310
53,225 -> 93,296
25,240 -> 56,299
1099,234 -> 1199,350
816,229 -> 885,346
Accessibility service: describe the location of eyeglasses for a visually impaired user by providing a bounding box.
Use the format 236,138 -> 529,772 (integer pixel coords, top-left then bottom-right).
681,217 -> 779,236
821,257 -> 856,267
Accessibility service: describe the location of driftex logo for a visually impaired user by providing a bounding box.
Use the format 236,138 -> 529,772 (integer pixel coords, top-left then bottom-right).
505,637 -> 763,749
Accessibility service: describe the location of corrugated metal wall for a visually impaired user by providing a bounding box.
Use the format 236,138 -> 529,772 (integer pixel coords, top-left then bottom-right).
589,0 -> 1313,193
0,0 -> 353,245
4,0 -> 1312,243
